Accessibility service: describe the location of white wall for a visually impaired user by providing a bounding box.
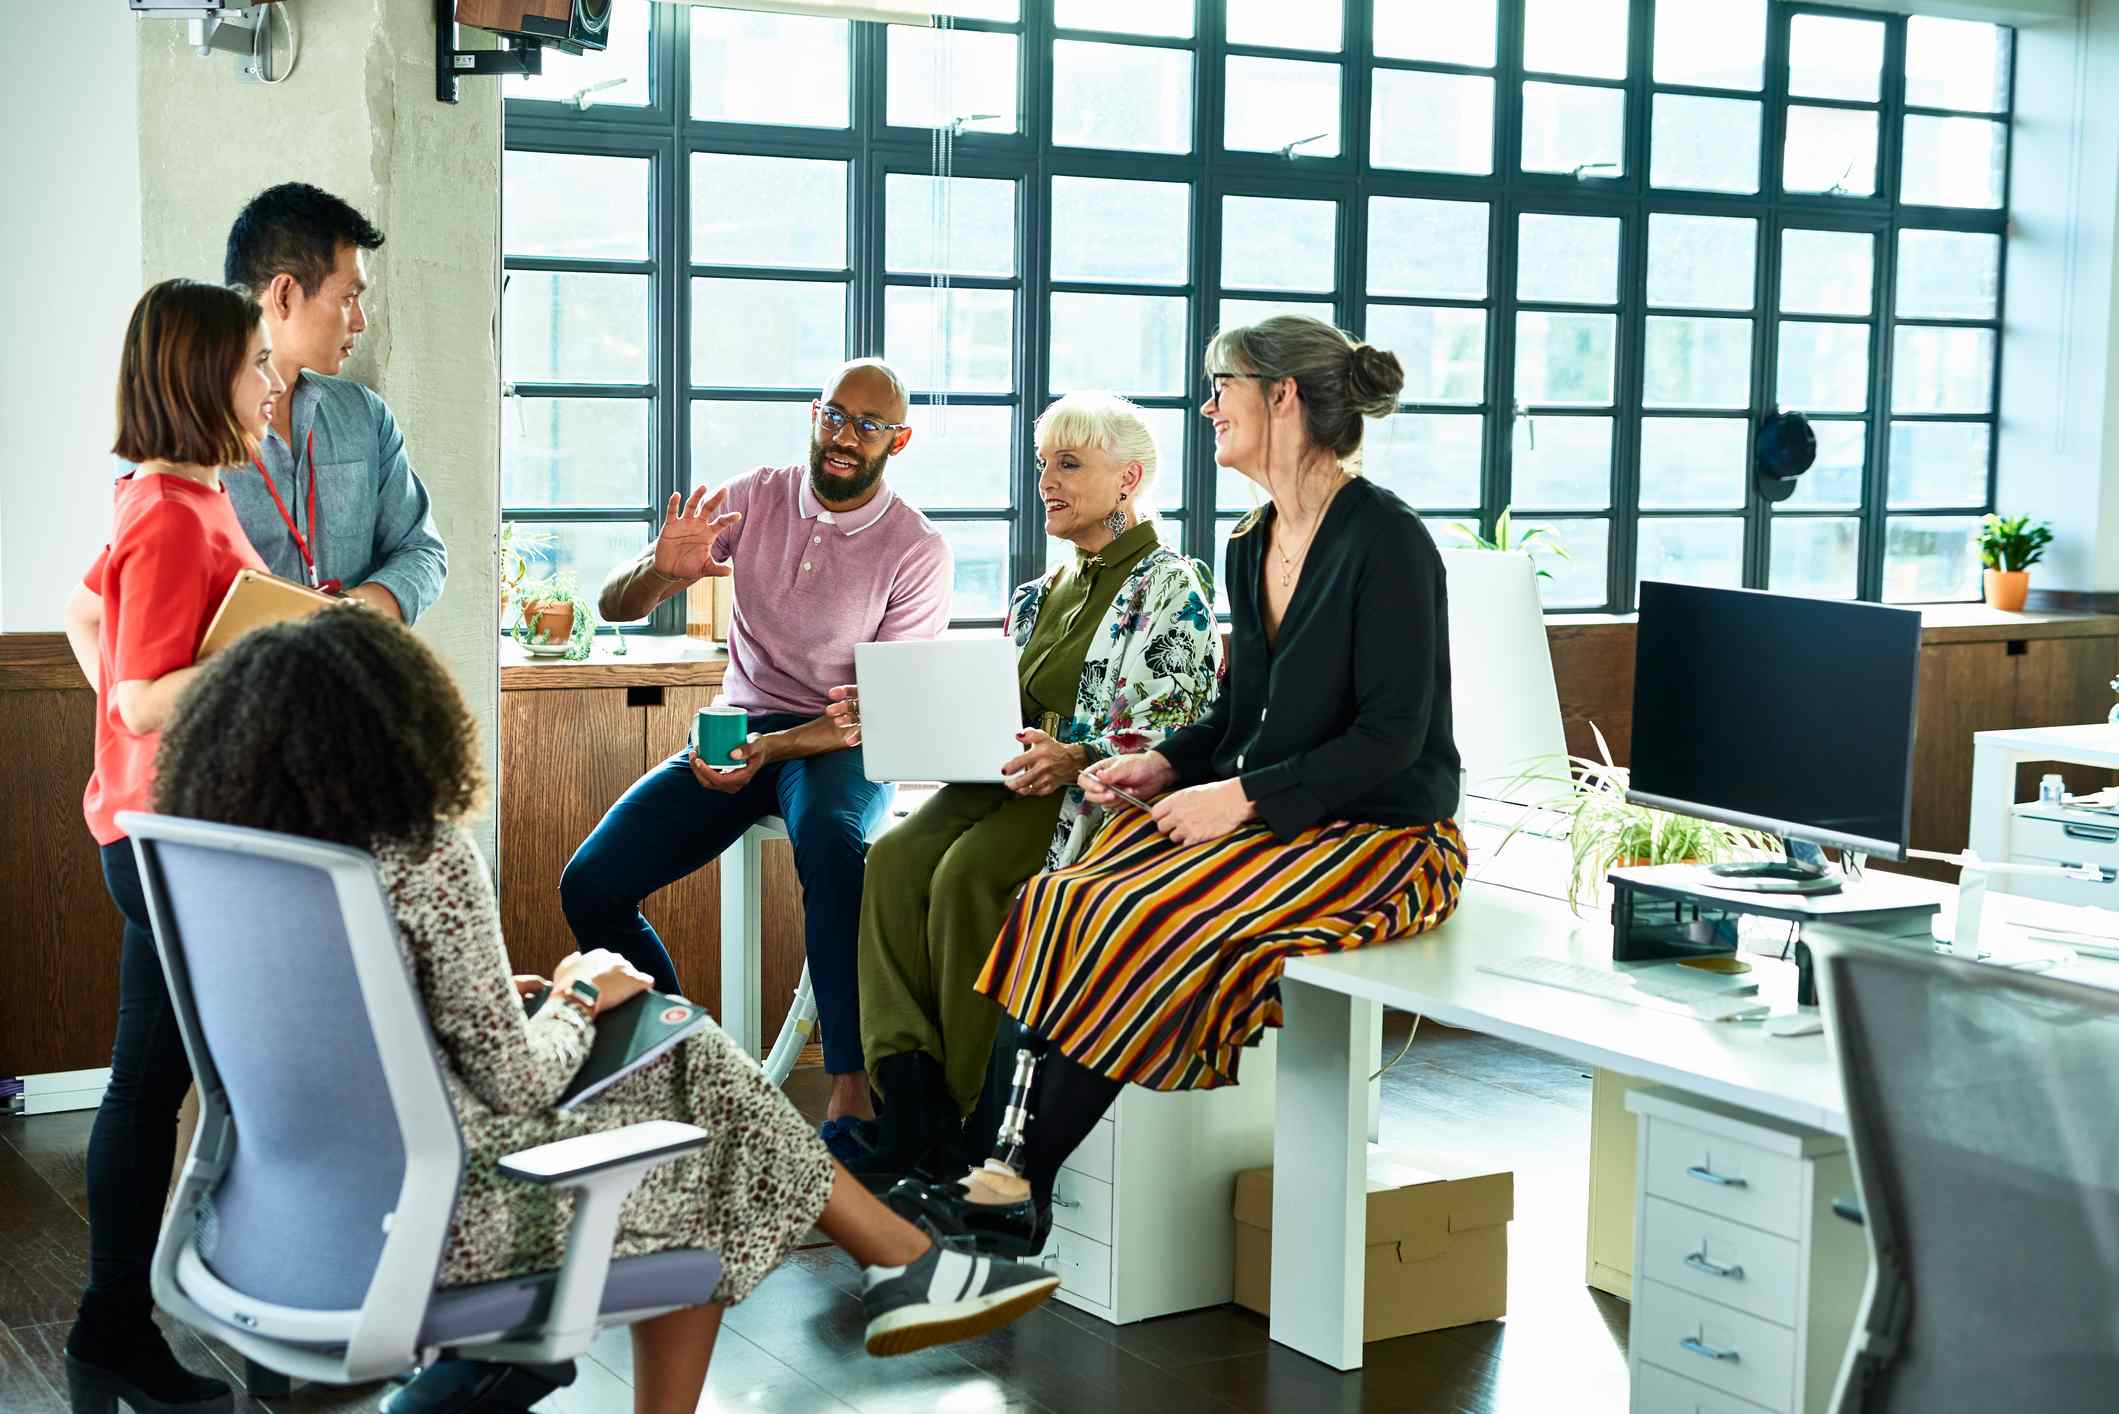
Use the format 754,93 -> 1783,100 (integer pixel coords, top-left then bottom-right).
0,5 -> 141,631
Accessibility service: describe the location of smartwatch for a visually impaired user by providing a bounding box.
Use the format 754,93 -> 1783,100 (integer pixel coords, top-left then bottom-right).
559,977 -> 600,1018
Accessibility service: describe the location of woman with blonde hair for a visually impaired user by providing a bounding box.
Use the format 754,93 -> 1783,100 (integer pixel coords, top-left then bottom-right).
890,316 -> 1466,1255
825,391 -> 1220,1185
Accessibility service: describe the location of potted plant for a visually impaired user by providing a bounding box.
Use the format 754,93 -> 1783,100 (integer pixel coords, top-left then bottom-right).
1976,514 -> 2054,613
511,572 -> 596,661
1507,725 -> 1781,913
1451,506 -> 1570,580
498,522 -> 554,628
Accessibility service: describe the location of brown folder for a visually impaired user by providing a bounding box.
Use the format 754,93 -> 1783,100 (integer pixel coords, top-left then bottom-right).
196,569 -> 338,659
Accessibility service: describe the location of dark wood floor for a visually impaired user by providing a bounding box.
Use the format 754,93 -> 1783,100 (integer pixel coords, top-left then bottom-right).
0,1020 -> 1627,1413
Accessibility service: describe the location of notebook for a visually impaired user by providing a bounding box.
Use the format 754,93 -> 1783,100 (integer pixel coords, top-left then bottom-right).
196,569 -> 338,659
522,986 -> 711,1109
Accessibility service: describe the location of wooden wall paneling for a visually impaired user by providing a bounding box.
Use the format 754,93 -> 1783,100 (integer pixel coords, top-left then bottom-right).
2010,634 -> 2119,801
497,687 -> 644,978
1899,642 -> 2021,880
640,688 -> 722,1016
1544,620 -> 1635,767
0,687 -> 113,1075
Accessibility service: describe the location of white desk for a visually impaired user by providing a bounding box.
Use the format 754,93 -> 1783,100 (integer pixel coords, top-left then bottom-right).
1968,723 -> 2119,880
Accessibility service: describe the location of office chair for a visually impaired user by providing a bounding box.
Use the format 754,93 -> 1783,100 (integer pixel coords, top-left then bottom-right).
1819,941 -> 2119,1413
119,812 -> 722,1387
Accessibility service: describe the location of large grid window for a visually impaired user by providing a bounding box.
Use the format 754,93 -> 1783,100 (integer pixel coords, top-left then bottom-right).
503,1 -> 2013,626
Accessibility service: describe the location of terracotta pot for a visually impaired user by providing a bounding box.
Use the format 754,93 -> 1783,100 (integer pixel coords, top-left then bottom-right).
522,599 -> 575,645
1983,568 -> 2029,612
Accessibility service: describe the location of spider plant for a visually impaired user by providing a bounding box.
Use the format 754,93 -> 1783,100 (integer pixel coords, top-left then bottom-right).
1450,507 -> 1571,580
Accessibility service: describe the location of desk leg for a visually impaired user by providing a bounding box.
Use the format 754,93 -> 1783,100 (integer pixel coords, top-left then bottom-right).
1366,1005 -> 1383,1145
718,831 -> 762,1059
1270,981 -> 1368,1371
1967,740 -> 2017,882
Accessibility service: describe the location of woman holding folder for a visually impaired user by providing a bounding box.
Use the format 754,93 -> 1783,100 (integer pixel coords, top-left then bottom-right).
62,279 -> 283,1414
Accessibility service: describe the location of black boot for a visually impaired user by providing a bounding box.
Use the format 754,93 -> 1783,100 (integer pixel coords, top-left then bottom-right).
846,1051 -> 957,1189
65,1290 -> 233,1414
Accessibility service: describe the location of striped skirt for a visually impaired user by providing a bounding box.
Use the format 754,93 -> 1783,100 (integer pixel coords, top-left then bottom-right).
973,810 -> 1467,1092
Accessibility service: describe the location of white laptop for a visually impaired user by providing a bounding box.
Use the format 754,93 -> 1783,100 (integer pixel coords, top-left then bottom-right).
855,637 -> 1022,784
1439,548 -> 1570,811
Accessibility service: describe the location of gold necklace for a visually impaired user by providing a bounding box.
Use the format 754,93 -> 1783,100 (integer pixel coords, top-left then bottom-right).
1272,477 -> 1347,588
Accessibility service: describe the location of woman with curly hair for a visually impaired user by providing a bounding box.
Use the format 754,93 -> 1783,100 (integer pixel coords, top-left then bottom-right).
822,391 -> 1219,1187
150,607 -> 1059,1414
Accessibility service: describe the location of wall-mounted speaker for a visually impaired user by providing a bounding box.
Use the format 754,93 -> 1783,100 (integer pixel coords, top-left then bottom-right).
455,0 -> 611,52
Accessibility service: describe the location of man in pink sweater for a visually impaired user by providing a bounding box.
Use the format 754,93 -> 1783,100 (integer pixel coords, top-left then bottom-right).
563,358 -> 952,1146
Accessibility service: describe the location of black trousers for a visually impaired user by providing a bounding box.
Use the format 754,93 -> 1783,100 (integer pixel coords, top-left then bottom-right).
83,840 -> 195,1306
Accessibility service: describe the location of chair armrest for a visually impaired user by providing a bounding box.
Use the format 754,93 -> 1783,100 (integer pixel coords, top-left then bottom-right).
499,1120 -> 706,1185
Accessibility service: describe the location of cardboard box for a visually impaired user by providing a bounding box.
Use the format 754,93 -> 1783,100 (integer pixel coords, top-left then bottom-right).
1232,1149 -> 1513,1342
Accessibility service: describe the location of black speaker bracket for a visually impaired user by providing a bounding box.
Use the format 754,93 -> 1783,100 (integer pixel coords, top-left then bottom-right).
436,0 -> 546,105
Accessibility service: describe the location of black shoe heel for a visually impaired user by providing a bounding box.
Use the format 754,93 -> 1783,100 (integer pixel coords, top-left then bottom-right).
66,1354 -> 234,1414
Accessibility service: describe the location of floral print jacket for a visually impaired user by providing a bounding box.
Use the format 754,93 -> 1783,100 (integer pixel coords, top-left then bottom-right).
1007,540 -> 1221,870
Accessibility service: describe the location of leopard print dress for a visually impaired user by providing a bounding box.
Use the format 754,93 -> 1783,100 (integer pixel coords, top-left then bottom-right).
372,827 -> 835,1304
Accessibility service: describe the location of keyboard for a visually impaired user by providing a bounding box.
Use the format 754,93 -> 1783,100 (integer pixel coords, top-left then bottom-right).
1478,956 -> 1771,1022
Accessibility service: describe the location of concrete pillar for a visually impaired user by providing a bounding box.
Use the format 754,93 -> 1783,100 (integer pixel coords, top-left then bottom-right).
138,0 -> 501,861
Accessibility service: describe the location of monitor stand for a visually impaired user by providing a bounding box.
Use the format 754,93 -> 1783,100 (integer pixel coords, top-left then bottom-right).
1702,839 -> 1842,896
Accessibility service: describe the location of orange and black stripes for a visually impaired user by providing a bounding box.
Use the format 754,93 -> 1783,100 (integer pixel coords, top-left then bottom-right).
974,812 -> 1466,1092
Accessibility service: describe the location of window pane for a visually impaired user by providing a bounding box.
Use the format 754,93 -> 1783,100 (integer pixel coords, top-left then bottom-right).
1051,292 -> 1188,395
1892,327 -> 1995,414
1776,321 -> 1870,413
504,398 -> 650,509
1901,116 -> 2006,209
518,521 -> 652,625
941,521 -> 1013,620
505,272 -> 649,384
1071,405 -> 1191,510
1223,196 -> 1337,293
1517,213 -> 1620,306
1905,17 -> 2010,113
1521,82 -> 1625,177
1770,517 -> 1860,599
1889,421 -> 1990,508
1219,297 -> 1336,328
1051,177 -> 1189,284
1779,230 -> 1873,317
1645,214 -> 1755,312
1896,231 -> 2000,320
691,154 -> 845,270
1516,517 -> 1608,609
1056,0 -> 1192,37
1783,107 -> 1879,197
1783,420 -> 1864,509
1884,515 -> 1983,602
1653,0 -> 1763,91
1639,417 -> 1747,509
503,152 -> 648,259
693,278 -> 847,388
1789,15 -> 1883,102
1368,197 -> 1489,300
510,0 -> 649,106
692,9 -> 847,128
1364,413 -> 1483,508
888,27 -> 1018,134
1643,317 -> 1752,410
1374,0 -> 1494,67
887,404 -> 1015,511
1512,415 -> 1611,509
1212,519 -> 1242,612
1516,312 -> 1616,406
1372,70 -> 1495,175
1649,95 -> 1761,195
1225,56 -> 1341,156
883,286 -> 1014,394
1363,305 -> 1486,405
1523,0 -> 1627,80
1228,0 -> 1341,52
885,174 -> 1016,277
1052,40 -> 1194,154
1638,517 -> 1744,592
691,399 -> 814,485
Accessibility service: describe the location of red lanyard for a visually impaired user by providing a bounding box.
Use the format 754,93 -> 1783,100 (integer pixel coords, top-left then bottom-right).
252,429 -> 338,592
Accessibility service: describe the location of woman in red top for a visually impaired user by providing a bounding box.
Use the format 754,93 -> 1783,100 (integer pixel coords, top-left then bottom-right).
61,278 -> 283,1414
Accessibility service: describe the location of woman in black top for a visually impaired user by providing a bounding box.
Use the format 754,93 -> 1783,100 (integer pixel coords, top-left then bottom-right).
889,315 -> 1466,1255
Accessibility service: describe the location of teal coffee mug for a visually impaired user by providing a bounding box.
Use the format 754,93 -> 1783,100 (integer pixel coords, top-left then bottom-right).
692,706 -> 749,770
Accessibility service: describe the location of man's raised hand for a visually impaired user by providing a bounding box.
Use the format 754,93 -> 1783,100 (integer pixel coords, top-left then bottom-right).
651,485 -> 741,582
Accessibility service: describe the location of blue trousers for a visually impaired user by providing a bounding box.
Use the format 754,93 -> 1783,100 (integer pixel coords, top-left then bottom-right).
559,713 -> 891,1075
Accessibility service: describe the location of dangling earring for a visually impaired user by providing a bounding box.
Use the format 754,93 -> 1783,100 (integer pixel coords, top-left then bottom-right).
1103,493 -> 1129,536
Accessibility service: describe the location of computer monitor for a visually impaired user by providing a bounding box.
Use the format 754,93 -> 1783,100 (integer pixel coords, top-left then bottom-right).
1627,581 -> 1922,891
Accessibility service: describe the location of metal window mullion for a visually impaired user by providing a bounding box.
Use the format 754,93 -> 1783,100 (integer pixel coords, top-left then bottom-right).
1486,0 -> 1524,549
1858,13 -> 1911,602
644,1 -> 685,633
1017,0 -> 1053,588
1186,0 -> 1224,571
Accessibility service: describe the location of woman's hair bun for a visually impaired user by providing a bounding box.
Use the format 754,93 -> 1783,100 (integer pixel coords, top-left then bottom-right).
1346,341 -> 1405,419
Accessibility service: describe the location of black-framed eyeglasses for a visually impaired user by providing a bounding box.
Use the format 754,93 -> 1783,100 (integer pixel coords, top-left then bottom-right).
815,401 -> 911,443
1202,371 -> 1277,405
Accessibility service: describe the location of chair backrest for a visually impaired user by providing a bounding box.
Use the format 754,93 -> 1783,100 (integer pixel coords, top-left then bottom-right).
1822,943 -> 2119,1412
122,813 -> 462,1319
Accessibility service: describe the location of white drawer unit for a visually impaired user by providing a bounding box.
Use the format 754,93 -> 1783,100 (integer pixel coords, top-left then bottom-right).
1626,1089 -> 1869,1414
1048,1031 -> 1276,1325
2006,804 -> 2119,906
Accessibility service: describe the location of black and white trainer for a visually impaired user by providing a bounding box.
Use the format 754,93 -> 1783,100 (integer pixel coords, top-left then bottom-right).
860,1226 -> 1061,1357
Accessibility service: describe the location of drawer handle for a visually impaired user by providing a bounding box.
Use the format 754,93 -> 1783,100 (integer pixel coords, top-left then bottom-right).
2064,822 -> 2119,843
1680,1335 -> 1741,1364
1685,1164 -> 1748,1189
1038,1252 -> 1069,1270
1051,1196 -> 1081,1210
1684,1252 -> 1744,1281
